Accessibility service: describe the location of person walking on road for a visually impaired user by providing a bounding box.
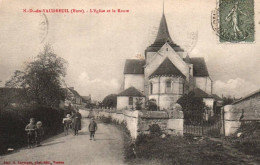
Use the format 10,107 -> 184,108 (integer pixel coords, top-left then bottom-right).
72,108 -> 82,136
62,114 -> 72,135
88,117 -> 98,140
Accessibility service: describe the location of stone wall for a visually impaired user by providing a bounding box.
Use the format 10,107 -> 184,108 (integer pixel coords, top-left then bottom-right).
79,108 -> 184,139
232,92 -> 260,120
223,105 -> 242,136
223,97 -> 260,136
222,91 -> 260,136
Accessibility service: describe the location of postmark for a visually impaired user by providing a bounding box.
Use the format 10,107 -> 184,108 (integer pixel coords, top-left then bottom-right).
183,31 -> 198,53
218,0 -> 255,43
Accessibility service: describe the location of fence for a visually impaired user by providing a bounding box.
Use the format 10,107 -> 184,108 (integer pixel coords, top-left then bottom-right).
184,112 -> 222,137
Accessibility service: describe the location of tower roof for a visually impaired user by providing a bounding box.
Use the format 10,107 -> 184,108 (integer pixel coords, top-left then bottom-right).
189,57 -> 209,77
146,14 -> 184,53
154,14 -> 173,44
149,57 -> 186,79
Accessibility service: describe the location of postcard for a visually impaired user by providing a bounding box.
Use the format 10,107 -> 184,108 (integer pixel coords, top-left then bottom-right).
0,0 -> 259,164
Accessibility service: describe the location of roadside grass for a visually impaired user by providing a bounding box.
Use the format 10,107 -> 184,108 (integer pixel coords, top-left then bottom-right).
125,135 -> 248,165
224,121 -> 260,162
98,115 -> 260,165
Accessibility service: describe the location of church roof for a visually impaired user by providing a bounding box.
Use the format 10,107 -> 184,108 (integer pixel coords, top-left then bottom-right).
149,57 -> 186,79
146,14 -> 184,53
118,86 -> 145,97
184,57 -> 209,77
124,59 -> 145,74
191,88 -> 213,98
189,57 -> 209,77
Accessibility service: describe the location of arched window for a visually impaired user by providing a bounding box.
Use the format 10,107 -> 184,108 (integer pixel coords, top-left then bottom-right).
150,82 -> 153,94
166,80 -> 172,93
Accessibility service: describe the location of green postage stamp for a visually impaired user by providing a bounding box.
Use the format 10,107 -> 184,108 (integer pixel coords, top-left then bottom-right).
219,0 -> 254,43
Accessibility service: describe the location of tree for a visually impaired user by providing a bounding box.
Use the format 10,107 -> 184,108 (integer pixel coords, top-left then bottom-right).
222,96 -> 235,106
177,92 -> 206,124
135,97 -> 143,110
102,94 -> 117,108
145,99 -> 158,111
5,44 -> 68,108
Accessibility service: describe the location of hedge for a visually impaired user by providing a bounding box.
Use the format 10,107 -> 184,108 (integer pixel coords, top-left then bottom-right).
0,105 -> 64,155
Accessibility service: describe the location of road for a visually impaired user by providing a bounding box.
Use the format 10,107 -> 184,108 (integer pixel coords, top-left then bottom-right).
0,119 -> 126,165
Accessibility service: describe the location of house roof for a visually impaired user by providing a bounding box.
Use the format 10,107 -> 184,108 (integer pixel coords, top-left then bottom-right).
191,88 -> 213,98
188,57 -> 209,77
68,88 -> 81,98
82,96 -> 91,103
124,59 -> 145,74
212,94 -> 222,101
232,89 -> 260,105
149,57 -> 186,79
118,87 -> 145,97
146,14 -> 184,53
82,95 -> 91,101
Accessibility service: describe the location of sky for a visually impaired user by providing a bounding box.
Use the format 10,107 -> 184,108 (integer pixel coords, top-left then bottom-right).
0,0 -> 260,101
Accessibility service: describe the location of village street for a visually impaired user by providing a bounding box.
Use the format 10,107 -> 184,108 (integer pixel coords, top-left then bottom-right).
0,119 -> 126,165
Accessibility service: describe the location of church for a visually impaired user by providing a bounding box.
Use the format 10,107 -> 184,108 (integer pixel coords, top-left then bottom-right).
117,11 -> 214,111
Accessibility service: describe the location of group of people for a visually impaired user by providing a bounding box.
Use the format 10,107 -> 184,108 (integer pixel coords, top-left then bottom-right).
25,118 -> 44,148
62,109 -> 82,136
25,108 -> 98,149
62,109 -> 98,140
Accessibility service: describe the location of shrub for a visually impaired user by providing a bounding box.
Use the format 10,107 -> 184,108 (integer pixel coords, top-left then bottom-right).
148,124 -> 162,137
226,121 -> 260,157
177,92 -> 207,124
145,99 -> 158,111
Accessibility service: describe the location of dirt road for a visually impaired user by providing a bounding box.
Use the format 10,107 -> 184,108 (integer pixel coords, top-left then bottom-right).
0,119 -> 126,165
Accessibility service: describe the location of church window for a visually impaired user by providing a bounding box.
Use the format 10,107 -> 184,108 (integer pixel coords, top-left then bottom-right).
179,83 -> 184,95
166,80 -> 172,93
129,97 -> 133,105
150,83 -> 153,94
166,48 -> 168,51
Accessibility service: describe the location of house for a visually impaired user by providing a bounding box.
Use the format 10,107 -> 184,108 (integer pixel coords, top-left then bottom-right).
61,87 -> 86,109
82,94 -> 91,105
117,87 -> 145,110
117,10 -> 216,110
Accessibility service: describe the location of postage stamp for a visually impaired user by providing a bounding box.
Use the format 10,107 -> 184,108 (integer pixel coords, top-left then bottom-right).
219,0 -> 255,43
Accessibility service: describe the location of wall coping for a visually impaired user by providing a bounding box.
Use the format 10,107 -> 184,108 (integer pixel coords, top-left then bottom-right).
140,110 -> 169,119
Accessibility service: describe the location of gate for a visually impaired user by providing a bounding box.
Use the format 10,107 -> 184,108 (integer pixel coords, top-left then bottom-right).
184,112 -> 223,137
